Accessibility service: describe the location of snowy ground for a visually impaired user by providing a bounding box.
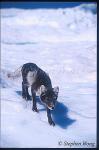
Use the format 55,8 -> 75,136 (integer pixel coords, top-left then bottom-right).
0,3 -> 97,148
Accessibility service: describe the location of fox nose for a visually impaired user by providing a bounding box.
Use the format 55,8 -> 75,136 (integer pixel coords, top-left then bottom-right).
52,106 -> 54,110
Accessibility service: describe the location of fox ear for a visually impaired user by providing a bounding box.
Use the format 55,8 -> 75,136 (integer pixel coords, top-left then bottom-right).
53,86 -> 59,95
40,85 -> 46,93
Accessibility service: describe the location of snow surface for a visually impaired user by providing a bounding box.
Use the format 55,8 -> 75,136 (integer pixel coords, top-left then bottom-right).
0,3 -> 97,148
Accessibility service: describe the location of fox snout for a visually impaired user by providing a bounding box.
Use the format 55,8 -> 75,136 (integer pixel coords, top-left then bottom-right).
47,102 -> 56,110
47,106 -> 55,110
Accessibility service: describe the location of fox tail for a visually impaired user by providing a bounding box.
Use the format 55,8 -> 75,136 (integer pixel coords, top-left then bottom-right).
7,66 -> 22,79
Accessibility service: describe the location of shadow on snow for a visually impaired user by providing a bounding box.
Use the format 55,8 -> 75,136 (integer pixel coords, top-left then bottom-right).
52,101 -> 76,129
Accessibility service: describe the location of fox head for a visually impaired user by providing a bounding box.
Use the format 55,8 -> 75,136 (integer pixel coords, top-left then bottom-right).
40,85 -> 59,110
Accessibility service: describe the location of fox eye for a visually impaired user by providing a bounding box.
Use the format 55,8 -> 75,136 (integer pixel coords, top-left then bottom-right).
42,94 -> 48,100
41,94 -> 46,98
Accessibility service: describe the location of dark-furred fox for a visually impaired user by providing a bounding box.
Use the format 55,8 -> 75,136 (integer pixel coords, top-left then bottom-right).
8,63 -> 59,126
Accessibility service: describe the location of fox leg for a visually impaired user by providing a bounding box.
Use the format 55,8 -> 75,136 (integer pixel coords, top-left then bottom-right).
31,85 -> 38,112
22,81 -> 26,99
25,86 -> 31,100
47,108 -> 55,126
22,81 -> 31,100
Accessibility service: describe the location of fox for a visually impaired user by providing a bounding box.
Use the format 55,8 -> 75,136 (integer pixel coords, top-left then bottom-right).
8,63 -> 59,126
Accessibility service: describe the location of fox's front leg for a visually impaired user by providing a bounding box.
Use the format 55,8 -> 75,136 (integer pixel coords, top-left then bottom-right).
47,108 -> 55,126
31,86 -> 38,112
22,81 -> 31,100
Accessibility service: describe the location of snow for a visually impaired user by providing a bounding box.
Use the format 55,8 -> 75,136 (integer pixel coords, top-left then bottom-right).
0,3 -> 97,148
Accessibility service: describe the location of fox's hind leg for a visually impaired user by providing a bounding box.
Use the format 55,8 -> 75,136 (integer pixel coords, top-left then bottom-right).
31,85 -> 38,112
22,81 -> 31,100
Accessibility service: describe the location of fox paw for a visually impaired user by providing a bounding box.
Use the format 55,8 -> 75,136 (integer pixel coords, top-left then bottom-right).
48,120 -> 55,126
26,95 -> 32,101
32,107 -> 39,113
22,95 -> 27,99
